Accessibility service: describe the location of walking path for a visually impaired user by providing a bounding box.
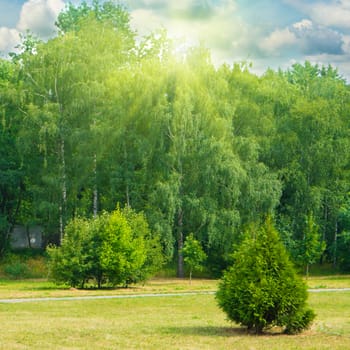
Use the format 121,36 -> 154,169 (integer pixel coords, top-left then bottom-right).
0,288 -> 350,304
309,287 -> 350,293
0,291 -> 215,304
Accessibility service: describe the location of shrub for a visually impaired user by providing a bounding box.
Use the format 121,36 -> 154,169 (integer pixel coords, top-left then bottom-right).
25,256 -> 48,278
47,207 -> 164,288
182,233 -> 207,283
216,217 -> 315,334
0,251 -> 48,279
4,260 -> 29,279
47,217 -> 92,288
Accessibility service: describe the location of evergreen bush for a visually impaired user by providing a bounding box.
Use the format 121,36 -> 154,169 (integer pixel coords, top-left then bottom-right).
216,217 -> 315,334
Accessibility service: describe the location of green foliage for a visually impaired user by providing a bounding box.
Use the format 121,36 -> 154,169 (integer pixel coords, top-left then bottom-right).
3,256 -> 29,279
337,201 -> 350,271
216,217 -> 315,334
47,207 -> 163,288
337,231 -> 350,272
47,217 -> 93,288
296,214 -> 326,276
0,252 -> 47,279
182,233 -> 207,282
56,0 -> 133,38
0,59 -> 23,257
99,209 -> 146,286
2,0 -> 350,275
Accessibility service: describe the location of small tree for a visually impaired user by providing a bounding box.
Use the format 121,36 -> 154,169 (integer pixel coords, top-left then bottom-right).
182,233 -> 207,284
216,217 -> 315,334
47,217 -> 93,288
297,214 -> 326,278
99,209 -> 147,287
47,207 -> 163,288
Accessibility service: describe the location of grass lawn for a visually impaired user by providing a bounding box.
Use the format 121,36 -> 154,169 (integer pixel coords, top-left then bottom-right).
0,278 -> 350,349
306,274 -> 350,289
0,278 -> 218,300
1,274 -> 350,300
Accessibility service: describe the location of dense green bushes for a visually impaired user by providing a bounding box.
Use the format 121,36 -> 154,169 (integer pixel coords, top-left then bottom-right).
216,218 -> 315,334
47,207 -> 163,288
0,251 -> 47,279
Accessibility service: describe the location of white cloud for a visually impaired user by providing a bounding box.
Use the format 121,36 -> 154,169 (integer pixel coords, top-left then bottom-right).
260,27 -> 297,55
292,20 -> 344,55
292,19 -> 312,31
130,8 -> 164,35
130,0 -> 255,64
308,2 -> 350,29
17,0 -> 65,38
260,18 -> 344,57
285,0 -> 350,29
0,27 -> 20,53
0,0 -> 65,55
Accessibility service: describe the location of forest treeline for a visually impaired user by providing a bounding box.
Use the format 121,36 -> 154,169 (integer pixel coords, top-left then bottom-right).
1,1 -> 350,276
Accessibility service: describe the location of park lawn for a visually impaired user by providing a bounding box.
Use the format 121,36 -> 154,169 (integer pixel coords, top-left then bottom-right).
0,275 -> 350,300
0,278 -> 218,300
0,292 -> 350,349
306,275 -> 350,289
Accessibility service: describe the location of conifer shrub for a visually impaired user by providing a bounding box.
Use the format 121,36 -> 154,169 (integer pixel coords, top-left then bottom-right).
216,217 -> 315,334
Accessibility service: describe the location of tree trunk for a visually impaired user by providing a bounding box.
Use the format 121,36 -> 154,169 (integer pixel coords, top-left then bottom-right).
126,183 -> 130,208
123,142 -> 130,208
25,225 -> 32,249
59,138 -> 67,244
177,208 -> 184,278
93,153 -> 98,217
333,221 -> 338,267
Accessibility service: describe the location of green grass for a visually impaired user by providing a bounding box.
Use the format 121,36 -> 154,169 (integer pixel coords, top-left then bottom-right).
306,275 -> 350,289
0,292 -> 350,349
0,278 -> 218,299
0,278 -> 350,349
1,274 -> 349,300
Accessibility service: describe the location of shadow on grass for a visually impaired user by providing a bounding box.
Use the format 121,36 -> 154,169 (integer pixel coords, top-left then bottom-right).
162,325 -> 289,337
13,280 -> 141,291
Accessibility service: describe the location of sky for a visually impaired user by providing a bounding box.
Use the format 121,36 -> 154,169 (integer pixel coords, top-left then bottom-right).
0,0 -> 350,80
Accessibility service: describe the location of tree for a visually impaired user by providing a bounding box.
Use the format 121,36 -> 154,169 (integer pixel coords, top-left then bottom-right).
148,53 -> 246,277
17,6 -> 136,243
260,63 -> 350,266
336,200 -> 350,272
56,0 -> 134,43
47,207 -> 163,288
0,59 -> 23,256
182,233 -> 207,283
297,214 -> 326,277
216,217 -> 315,334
